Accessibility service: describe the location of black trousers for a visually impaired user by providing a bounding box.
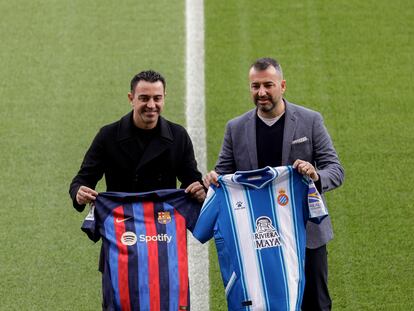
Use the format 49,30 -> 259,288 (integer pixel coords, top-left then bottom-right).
301,245 -> 332,311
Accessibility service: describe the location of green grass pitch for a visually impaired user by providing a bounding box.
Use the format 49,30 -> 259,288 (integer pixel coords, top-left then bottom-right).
0,0 -> 413,310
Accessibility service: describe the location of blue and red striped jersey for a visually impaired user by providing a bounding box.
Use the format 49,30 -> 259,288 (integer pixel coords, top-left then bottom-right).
82,189 -> 201,311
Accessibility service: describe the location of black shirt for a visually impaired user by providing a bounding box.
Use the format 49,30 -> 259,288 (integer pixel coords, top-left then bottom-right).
133,120 -> 160,154
256,113 -> 285,168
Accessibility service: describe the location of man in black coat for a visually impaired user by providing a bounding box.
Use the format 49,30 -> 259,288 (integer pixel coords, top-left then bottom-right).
70,70 -> 205,310
69,69 -> 205,212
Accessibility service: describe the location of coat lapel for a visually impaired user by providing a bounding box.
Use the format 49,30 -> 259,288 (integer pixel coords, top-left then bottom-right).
117,113 -> 173,170
117,112 -> 141,163
281,101 -> 297,165
245,110 -> 258,169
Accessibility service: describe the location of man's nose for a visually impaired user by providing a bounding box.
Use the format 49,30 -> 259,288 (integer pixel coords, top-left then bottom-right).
258,85 -> 267,96
146,98 -> 156,108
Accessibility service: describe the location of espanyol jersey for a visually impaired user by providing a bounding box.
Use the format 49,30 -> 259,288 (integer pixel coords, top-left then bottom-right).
193,166 -> 327,311
82,189 -> 201,311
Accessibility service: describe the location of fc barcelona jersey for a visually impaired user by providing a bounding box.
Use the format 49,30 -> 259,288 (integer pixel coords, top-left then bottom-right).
82,189 -> 201,311
193,166 -> 327,311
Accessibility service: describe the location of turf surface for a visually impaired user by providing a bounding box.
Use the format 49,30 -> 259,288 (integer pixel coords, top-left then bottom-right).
1,0 -> 413,310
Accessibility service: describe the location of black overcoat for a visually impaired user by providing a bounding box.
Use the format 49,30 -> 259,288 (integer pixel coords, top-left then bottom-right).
69,111 -> 202,212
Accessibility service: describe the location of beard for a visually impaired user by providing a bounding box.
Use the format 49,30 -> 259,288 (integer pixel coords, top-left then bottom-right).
254,95 -> 277,113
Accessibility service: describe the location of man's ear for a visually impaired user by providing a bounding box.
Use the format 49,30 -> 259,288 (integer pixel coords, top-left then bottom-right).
127,92 -> 133,103
281,80 -> 287,93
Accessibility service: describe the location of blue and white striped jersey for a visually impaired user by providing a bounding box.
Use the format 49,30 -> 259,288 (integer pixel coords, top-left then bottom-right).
193,166 -> 327,311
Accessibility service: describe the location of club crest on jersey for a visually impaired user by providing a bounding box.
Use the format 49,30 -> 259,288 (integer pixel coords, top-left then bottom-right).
253,216 -> 281,249
277,189 -> 289,206
158,211 -> 171,224
234,201 -> 246,210
121,231 -> 137,246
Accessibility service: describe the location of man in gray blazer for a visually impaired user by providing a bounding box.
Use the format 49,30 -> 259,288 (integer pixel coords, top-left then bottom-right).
203,57 -> 344,311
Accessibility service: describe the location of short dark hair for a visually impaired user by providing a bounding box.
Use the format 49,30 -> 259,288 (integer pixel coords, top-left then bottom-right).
130,70 -> 166,93
250,57 -> 283,77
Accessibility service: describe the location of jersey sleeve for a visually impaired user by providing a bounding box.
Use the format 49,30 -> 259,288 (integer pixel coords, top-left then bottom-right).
307,180 -> 328,224
171,192 -> 202,232
81,203 -> 101,242
192,186 -> 220,243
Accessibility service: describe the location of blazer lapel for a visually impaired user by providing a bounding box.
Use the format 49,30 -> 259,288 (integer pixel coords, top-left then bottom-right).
281,100 -> 297,165
245,110 -> 258,169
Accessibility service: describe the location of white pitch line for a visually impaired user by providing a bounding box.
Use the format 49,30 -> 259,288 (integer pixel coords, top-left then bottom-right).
185,0 -> 210,310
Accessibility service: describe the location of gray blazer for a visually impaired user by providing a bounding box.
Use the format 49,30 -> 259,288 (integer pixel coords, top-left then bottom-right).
215,100 -> 344,248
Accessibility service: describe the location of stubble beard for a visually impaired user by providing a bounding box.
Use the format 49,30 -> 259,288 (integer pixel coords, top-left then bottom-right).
255,95 -> 277,113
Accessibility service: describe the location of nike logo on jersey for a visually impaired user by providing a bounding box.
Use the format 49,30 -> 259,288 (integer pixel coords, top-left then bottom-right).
116,216 -> 133,223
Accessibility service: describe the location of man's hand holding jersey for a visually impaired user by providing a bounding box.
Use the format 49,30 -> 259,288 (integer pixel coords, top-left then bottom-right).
293,159 -> 319,182
203,171 -> 220,189
185,181 -> 206,202
76,186 -> 98,205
